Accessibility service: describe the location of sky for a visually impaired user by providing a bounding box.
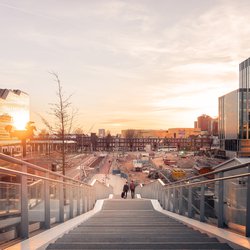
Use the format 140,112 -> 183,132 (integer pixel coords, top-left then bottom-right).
1,0 -> 250,134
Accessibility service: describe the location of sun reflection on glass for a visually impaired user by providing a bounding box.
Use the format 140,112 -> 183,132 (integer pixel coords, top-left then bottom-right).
12,111 -> 29,130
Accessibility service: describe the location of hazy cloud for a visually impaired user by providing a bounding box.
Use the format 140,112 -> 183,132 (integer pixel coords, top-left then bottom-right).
1,0 -> 250,133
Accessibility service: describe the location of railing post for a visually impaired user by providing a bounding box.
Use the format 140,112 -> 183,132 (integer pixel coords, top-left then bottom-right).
83,189 -> 87,213
218,172 -> 224,228
170,188 -> 174,212
200,184 -> 205,222
69,184 -> 74,219
20,164 -> 29,239
188,185 -> 192,218
167,188 -> 170,211
173,187 -> 176,212
77,185 -> 80,216
246,165 -> 250,237
179,186 -> 183,215
162,189 -> 166,209
44,172 -> 50,229
59,177 -> 64,222
6,184 -> 10,214
86,188 -> 90,211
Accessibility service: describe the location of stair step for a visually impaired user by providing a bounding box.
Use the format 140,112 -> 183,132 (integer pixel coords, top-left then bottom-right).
47,242 -> 232,249
56,235 -> 219,243
46,200 -> 233,250
71,230 -> 205,236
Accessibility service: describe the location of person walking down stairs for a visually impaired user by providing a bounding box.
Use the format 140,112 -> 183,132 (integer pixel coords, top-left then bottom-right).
130,180 -> 135,199
122,181 -> 129,199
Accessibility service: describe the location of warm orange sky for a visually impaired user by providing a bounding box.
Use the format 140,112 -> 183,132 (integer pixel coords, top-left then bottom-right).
1,0 -> 250,134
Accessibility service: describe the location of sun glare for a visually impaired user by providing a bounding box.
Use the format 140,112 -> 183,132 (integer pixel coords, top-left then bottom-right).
12,111 -> 29,130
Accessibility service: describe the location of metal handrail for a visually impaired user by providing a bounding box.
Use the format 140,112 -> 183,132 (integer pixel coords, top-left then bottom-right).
137,161 -> 250,238
0,167 -> 88,187
0,153 -> 113,242
166,172 -> 250,189
0,153 -> 90,186
169,160 -> 250,187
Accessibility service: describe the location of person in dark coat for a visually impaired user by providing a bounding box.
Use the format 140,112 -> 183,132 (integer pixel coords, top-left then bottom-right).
123,181 -> 129,199
130,180 -> 135,199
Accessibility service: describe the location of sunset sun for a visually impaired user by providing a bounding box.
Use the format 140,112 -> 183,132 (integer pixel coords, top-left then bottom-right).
12,111 -> 29,130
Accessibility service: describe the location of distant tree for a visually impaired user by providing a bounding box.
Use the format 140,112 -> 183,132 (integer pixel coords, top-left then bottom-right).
105,133 -> 112,151
90,133 -> 98,151
74,127 -> 84,134
74,128 -> 85,152
5,124 -> 12,134
124,129 -> 137,151
41,72 -> 77,176
163,136 -> 168,146
39,128 -> 49,139
5,121 -> 36,157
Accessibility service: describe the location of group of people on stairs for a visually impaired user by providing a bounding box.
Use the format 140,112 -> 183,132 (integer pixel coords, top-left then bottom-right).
122,180 -> 135,199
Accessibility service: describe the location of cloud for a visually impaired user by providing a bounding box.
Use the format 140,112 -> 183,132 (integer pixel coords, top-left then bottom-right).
101,118 -> 134,124
1,1 -> 250,133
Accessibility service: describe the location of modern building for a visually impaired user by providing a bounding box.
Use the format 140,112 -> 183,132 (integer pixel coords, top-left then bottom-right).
0,89 -> 30,154
197,114 -> 212,133
194,115 -> 218,136
98,129 -> 105,138
121,129 -> 168,138
211,118 -> 218,136
219,57 -> 250,157
0,89 -> 30,130
166,128 -> 201,138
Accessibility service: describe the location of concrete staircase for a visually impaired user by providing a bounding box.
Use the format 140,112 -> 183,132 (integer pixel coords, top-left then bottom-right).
47,199 -> 233,249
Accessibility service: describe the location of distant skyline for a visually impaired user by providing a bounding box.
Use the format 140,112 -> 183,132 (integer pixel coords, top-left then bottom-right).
1,0 -> 250,134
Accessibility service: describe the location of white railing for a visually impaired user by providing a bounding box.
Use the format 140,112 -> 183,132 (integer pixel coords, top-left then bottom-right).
0,153 -> 113,242
136,162 -> 250,237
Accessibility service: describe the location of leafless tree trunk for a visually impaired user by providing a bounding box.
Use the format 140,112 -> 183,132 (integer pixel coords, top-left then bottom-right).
42,72 -> 77,176
124,129 -> 137,151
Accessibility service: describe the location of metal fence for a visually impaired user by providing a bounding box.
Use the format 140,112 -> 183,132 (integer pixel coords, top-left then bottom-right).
136,162 -> 250,237
0,153 -> 113,244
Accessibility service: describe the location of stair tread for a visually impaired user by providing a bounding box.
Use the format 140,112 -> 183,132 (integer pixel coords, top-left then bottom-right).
47,242 -> 232,249
46,200 -> 233,250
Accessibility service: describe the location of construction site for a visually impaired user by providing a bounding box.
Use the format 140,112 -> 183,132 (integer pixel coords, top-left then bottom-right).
115,151 -> 227,185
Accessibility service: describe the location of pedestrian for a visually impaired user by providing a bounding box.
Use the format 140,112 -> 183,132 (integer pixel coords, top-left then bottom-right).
130,180 -> 135,199
122,181 -> 129,199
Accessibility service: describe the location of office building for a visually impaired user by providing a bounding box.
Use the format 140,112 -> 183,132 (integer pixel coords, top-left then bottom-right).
0,89 -> 30,131
219,57 -> 250,157
197,114 -> 212,133
0,89 -> 29,154
98,129 -> 105,138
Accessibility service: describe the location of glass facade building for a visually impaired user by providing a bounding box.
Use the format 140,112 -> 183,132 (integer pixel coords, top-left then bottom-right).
0,89 -> 29,141
219,57 -> 250,157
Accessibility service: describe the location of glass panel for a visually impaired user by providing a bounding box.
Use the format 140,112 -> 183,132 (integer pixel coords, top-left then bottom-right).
190,185 -> 200,220
28,179 -> 45,230
182,186 -> 188,216
0,179 -> 20,215
73,186 -> 78,217
0,171 -> 21,244
50,180 -> 61,223
204,183 -> 217,226
224,176 -> 247,235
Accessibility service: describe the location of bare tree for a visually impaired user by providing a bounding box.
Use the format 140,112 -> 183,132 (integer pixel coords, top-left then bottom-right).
42,72 -> 77,176
124,129 -> 137,151
74,127 -> 84,134
105,132 -> 112,152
